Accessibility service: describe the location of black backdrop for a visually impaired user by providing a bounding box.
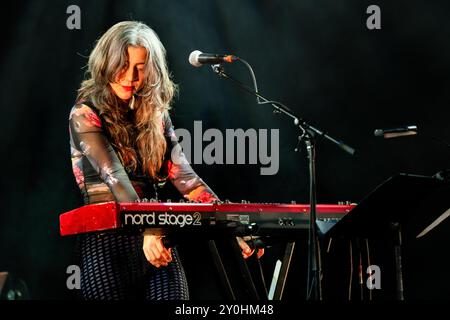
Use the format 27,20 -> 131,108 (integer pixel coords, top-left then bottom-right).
0,0 -> 449,299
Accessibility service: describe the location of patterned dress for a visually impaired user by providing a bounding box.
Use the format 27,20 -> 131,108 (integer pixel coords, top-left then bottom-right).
68,101 -> 218,300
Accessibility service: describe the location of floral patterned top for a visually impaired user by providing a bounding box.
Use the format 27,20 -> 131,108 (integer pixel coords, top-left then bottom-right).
69,102 -> 218,205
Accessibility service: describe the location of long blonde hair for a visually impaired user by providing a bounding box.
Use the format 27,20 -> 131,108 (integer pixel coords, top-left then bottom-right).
77,21 -> 177,179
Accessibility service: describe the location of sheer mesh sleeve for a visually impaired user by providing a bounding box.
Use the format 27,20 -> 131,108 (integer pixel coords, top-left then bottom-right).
69,104 -> 139,203
163,112 -> 219,203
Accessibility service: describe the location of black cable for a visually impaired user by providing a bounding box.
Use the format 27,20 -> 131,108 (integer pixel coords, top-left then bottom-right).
348,240 -> 353,300
365,238 -> 373,301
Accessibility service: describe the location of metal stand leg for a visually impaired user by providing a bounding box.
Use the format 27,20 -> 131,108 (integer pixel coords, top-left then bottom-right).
207,240 -> 236,300
273,242 -> 296,300
391,222 -> 404,300
229,238 -> 260,300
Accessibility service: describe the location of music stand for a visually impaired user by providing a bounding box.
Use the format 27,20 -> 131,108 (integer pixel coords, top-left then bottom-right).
325,173 -> 450,300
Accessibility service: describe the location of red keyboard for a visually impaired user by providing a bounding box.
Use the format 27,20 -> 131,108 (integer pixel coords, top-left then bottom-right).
60,201 -> 355,237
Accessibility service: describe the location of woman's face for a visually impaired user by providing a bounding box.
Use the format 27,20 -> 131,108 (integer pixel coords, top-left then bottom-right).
110,45 -> 147,101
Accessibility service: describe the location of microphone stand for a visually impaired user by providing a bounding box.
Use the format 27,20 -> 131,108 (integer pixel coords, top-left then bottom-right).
210,62 -> 356,300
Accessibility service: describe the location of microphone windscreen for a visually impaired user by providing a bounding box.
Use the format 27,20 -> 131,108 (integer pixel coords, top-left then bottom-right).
189,50 -> 203,67
374,129 -> 384,137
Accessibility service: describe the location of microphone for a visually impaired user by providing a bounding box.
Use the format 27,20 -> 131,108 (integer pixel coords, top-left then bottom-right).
374,125 -> 418,139
189,50 -> 237,67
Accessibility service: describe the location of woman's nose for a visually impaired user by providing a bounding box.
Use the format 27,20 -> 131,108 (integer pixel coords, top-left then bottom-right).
125,67 -> 138,82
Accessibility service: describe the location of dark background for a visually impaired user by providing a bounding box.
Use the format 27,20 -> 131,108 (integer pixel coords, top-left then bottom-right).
0,0 -> 448,300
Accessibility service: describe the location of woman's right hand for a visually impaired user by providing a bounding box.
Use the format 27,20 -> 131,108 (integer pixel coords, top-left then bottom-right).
142,232 -> 173,268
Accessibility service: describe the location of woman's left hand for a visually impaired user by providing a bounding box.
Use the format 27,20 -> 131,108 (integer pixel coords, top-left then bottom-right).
236,237 -> 264,259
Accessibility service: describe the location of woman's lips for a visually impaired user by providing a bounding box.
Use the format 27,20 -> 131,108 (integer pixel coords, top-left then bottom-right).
122,85 -> 133,92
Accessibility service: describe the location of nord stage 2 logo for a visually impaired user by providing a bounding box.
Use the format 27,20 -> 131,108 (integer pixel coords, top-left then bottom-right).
123,211 -> 202,227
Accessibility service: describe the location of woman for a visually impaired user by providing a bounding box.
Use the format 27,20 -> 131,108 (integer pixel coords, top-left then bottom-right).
69,21 -> 261,300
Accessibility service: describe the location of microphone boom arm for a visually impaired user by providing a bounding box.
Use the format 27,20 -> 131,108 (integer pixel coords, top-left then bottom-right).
211,62 -> 356,156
